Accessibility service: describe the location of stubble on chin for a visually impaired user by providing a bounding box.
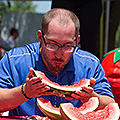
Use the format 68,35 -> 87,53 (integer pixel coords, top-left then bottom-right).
48,62 -> 63,75
41,49 -> 65,75
42,53 -> 60,74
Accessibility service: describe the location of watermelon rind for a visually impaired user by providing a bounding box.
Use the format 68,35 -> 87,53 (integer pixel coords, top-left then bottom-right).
33,69 -> 90,96
37,98 -> 63,120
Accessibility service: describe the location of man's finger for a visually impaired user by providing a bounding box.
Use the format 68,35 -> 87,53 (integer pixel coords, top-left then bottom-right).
90,77 -> 96,88
27,68 -> 34,79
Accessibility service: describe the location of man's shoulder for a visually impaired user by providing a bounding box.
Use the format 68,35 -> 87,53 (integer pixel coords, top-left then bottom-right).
6,42 -> 40,58
73,47 -> 99,63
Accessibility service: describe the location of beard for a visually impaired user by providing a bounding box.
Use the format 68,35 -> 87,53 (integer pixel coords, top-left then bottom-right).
41,49 -> 64,75
47,57 -> 64,75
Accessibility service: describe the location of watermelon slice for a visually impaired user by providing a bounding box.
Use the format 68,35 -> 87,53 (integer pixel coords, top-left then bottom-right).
37,97 -> 63,120
60,102 -> 119,120
37,97 -> 99,120
33,69 -> 90,97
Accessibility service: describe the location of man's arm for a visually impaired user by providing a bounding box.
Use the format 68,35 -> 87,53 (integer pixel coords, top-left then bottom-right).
0,86 -> 27,112
0,68 -> 53,112
91,91 -> 115,110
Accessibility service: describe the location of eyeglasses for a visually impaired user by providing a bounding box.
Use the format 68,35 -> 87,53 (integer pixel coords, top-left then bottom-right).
42,32 -> 77,53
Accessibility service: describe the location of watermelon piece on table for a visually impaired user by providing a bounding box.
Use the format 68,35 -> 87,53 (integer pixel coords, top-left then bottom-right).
37,97 -> 63,120
37,97 -> 99,120
60,102 -> 119,120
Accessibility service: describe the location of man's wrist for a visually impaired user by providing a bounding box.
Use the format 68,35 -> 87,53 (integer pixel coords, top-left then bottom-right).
21,83 -> 32,100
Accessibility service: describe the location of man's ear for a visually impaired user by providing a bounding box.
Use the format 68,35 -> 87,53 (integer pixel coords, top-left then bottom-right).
76,35 -> 80,44
37,30 -> 42,43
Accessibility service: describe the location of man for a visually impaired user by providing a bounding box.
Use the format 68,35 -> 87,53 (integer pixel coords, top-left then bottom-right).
6,27 -> 19,48
0,8 -> 114,116
0,37 -> 11,59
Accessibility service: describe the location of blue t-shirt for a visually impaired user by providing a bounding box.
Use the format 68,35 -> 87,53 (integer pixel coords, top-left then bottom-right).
0,42 -> 113,116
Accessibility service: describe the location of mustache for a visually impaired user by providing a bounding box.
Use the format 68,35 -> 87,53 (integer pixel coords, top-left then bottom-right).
52,58 -> 64,62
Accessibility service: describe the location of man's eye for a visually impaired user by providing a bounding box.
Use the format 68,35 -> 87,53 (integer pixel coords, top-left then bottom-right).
63,46 -> 73,50
47,43 -> 57,48
64,45 -> 73,47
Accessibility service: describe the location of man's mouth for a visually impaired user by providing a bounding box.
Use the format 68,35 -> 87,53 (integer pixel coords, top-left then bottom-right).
54,61 -> 62,66
52,57 -> 64,66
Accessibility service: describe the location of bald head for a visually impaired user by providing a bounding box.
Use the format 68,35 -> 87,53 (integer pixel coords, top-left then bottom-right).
42,8 -> 80,37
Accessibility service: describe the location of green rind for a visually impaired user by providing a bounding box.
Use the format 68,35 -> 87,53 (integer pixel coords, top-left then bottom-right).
37,98 -> 63,120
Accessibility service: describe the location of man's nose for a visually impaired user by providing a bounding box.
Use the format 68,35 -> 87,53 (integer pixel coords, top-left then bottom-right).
55,48 -> 63,59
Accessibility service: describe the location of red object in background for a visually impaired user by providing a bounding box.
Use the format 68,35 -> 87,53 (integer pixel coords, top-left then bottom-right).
101,48 -> 120,106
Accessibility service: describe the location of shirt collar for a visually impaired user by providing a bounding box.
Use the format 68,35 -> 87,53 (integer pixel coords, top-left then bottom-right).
65,48 -> 78,72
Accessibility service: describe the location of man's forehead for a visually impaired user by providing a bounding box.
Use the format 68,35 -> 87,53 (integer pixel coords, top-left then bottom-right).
50,16 -> 73,26
48,18 -> 75,32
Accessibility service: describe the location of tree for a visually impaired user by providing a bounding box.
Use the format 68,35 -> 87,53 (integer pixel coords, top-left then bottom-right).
0,2 -> 9,33
8,1 -> 38,13
103,1 -> 120,52
108,1 -> 120,51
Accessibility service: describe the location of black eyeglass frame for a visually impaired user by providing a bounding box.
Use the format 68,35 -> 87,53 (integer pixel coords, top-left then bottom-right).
41,31 -> 77,53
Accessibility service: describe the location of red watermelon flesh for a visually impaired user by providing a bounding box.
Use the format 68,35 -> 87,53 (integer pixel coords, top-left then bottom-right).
60,97 -> 99,115
60,102 -> 119,120
76,97 -> 99,114
33,69 -> 90,97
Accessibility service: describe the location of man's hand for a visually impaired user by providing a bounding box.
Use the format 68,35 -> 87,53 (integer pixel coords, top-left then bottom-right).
65,78 -> 96,103
23,68 -> 53,99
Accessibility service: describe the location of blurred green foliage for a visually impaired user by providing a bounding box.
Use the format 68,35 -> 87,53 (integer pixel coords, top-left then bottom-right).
0,2 -> 8,33
9,1 -> 37,13
0,1 -> 37,33
115,23 -> 120,48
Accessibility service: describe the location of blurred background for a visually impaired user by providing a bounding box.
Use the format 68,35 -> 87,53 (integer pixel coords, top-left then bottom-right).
0,0 -> 120,61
